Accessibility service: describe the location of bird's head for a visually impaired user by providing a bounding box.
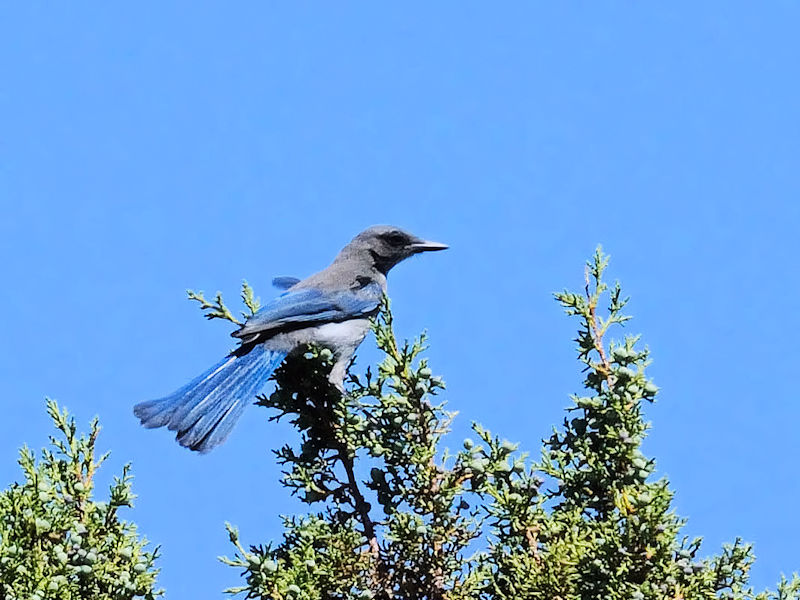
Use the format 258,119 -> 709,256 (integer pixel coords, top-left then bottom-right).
342,225 -> 448,273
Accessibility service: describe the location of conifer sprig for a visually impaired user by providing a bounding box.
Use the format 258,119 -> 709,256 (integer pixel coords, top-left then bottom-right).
0,401 -> 162,600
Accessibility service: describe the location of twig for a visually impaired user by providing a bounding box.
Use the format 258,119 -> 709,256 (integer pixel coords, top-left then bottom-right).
335,441 -> 393,599
584,265 -> 614,388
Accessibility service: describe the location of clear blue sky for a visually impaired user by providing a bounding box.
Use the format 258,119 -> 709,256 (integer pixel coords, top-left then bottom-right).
2,3 -> 798,596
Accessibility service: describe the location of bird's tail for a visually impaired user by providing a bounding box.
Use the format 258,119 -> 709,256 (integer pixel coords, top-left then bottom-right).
133,346 -> 287,453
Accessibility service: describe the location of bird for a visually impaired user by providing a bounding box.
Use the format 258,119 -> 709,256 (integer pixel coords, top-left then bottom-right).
133,225 -> 447,453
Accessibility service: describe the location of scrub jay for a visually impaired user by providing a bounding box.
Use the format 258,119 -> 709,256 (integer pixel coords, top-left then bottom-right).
133,225 -> 447,453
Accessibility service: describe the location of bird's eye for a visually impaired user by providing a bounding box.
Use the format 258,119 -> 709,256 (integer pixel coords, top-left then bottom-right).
384,232 -> 406,247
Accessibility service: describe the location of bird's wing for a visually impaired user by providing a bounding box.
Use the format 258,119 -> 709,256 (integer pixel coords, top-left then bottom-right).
232,282 -> 383,340
272,276 -> 301,290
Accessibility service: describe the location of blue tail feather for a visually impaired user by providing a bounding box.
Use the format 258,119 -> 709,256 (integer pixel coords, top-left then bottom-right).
133,345 -> 287,453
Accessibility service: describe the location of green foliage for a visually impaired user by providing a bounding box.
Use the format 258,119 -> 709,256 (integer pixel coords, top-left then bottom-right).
5,253 -> 795,599
0,401 -> 162,600
187,280 -> 261,326
217,250 -> 799,599
483,248 -> 800,600
223,302 -> 494,599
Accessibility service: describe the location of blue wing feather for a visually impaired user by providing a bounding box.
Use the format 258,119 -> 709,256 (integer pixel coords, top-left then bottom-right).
234,282 -> 383,339
272,276 -> 301,290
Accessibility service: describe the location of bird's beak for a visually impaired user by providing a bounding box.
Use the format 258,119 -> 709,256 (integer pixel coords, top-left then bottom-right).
408,239 -> 449,252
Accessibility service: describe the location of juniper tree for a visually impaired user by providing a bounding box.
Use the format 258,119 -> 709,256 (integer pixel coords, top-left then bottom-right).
0,401 -> 162,600
3,251 -> 798,599
207,250 -> 799,600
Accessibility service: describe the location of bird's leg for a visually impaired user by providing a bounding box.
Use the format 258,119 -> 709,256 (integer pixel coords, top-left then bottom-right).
328,356 -> 349,393
328,343 -> 360,393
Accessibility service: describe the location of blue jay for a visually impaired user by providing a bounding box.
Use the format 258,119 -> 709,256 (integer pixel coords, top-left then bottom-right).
133,226 -> 447,453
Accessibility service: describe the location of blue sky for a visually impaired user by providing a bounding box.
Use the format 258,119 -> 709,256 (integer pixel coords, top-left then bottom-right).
2,2 -> 798,596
